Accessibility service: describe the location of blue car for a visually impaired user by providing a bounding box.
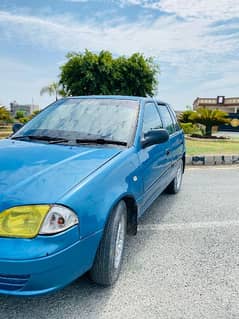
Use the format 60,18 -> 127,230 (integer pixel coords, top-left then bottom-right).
0,96 -> 185,296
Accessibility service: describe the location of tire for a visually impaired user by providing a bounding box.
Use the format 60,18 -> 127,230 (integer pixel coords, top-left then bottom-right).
166,159 -> 183,194
90,200 -> 127,286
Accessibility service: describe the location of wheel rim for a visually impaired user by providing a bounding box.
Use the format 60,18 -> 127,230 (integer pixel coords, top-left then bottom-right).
114,214 -> 126,269
176,161 -> 183,190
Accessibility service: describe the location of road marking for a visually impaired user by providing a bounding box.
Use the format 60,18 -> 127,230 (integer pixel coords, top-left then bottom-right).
139,220 -> 239,231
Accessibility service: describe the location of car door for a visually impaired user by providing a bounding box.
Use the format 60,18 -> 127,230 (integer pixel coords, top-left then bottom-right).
156,103 -> 184,178
138,102 -> 172,211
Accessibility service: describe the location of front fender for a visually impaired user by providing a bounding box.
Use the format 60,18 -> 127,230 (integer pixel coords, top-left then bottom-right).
58,147 -> 143,239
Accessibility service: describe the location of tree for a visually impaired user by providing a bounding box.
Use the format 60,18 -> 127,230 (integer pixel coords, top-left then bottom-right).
15,110 -> 30,124
15,110 -> 26,120
189,108 -> 230,137
59,50 -> 159,97
0,106 -> 12,123
40,82 -> 63,101
178,110 -> 194,123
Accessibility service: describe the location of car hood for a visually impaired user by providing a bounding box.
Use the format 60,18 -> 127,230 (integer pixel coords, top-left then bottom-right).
0,139 -> 121,212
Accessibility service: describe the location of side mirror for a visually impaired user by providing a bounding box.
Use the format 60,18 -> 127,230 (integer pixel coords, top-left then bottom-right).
141,129 -> 169,148
12,123 -> 23,134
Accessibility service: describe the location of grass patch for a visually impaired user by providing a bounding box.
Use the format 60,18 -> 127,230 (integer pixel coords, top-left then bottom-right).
186,139 -> 239,155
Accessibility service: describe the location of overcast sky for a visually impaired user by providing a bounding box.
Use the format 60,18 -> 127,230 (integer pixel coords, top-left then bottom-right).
0,0 -> 238,110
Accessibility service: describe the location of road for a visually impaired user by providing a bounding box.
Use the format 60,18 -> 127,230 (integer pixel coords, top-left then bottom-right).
1,167 -> 239,319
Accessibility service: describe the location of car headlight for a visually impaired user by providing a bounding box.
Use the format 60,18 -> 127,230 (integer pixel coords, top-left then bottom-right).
0,205 -> 79,239
39,205 -> 78,235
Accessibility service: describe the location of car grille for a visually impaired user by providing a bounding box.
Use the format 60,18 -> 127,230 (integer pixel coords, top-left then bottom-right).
0,274 -> 30,291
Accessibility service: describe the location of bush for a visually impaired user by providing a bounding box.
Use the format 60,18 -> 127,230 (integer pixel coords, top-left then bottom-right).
19,117 -> 29,124
180,123 -> 202,135
189,108 -> 229,137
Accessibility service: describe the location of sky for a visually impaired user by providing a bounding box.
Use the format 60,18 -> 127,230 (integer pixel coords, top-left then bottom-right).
0,0 -> 238,110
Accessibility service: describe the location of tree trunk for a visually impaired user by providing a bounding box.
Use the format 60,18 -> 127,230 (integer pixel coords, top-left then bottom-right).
205,124 -> 212,137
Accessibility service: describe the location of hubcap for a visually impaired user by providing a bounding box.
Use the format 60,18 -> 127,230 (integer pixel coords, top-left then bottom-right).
176,161 -> 183,190
114,214 -> 126,269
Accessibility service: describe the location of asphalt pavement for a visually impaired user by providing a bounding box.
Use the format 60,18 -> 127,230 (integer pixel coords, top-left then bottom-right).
1,167 -> 239,319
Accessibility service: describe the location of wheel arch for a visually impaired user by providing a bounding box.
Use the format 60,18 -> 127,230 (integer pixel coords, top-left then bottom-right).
122,195 -> 138,236
105,194 -> 138,237
182,152 -> 186,173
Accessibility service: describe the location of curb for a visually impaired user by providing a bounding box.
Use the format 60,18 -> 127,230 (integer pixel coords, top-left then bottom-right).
185,136 -> 239,143
186,155 -> 239,166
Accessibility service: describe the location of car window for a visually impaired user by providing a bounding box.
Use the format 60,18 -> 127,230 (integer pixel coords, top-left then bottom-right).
157,104 -> 175,135
167,106 -> 181,131
142,103 -> 163,138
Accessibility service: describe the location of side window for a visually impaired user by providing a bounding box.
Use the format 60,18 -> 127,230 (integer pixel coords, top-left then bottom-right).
142,103 -> 163,138
157,104 -> 175,135
168,106 -> 181,131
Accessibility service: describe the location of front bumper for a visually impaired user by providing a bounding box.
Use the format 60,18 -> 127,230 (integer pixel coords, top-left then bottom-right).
0,229 -> 102,296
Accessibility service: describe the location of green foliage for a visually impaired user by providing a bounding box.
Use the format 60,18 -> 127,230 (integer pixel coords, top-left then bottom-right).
189,108 -> 230,137
178,110 -> 194,123
179,108 -> 230,137
40,82 -> 63,101
60,50 -> 159,97
180,123 -> 202,135
18,117 -> 29,124
14,110 -> 40,124
15,110 -> 26,119
0,106 -> 12,123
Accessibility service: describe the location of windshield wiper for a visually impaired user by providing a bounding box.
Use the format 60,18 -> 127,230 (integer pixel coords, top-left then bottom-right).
11,135 -> 69,144
75,138 -> 127,146
12,135 -> 127,146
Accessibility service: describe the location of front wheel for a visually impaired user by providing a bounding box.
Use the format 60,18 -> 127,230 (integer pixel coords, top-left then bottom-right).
166,159 -> 183,194
90,200 -> 127,286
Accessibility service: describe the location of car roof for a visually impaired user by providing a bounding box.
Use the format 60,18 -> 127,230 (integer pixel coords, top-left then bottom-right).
64,95 -> 167,105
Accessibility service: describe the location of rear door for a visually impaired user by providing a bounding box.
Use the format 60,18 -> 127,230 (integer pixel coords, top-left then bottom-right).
156,103 -> 184,175
138,102 -> 172,210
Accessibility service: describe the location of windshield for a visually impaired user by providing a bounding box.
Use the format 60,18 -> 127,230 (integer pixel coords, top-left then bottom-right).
12,98 -> 139,145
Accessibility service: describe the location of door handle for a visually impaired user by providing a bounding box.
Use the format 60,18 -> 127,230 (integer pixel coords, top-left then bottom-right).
166,149 -> 170,156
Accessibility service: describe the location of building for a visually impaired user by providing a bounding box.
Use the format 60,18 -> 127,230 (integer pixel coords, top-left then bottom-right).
193,96 -> 239,131
193,96 -> 239,114
10,101 -> 39,117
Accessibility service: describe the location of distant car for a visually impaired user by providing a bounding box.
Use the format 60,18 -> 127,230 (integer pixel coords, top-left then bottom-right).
0,96 -> 185,296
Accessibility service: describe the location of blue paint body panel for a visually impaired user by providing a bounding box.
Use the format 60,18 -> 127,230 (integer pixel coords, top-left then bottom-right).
0,96 -> 185,296
0,139 -> 120,212
0,230 -> 102,296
